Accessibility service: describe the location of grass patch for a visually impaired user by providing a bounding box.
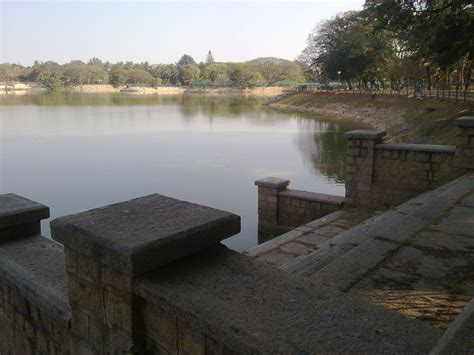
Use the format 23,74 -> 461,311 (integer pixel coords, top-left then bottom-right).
440,281 -> 466,295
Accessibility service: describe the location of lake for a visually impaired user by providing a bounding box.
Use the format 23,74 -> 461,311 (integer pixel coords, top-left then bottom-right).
0,93 -> 367,251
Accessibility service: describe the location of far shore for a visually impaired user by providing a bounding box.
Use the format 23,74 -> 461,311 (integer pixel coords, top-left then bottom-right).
0,83 -> 294,96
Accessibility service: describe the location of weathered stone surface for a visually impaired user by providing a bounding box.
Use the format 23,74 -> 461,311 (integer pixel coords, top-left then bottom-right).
136,245 -> 441,353
431,298 -> 474,354
51,194 -> 240,275
279,242 -> 313,256
455,116 -> 474,127
254,177 -> 290,189
0,235 -> 70,321
376,143 -> 456,154
0,193 -> 49,229
344,129 -> 387,140
279,189 -> 344,205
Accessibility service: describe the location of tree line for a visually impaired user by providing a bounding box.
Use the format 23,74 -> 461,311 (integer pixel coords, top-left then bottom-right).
298,0 -> 473,91
0,51 -> 305,91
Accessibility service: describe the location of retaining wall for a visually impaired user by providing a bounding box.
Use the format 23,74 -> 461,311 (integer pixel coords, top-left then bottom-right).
344,116 -> 473,208
0,193 -> 435,353
255,178 -> 344,240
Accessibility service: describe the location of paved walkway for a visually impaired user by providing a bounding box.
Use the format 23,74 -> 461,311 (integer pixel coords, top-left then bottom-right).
248,172 -> 474,352
245,208 -> 374,267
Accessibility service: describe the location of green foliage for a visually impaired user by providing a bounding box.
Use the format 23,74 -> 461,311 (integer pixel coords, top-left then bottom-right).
177,54 -> 196,66
228,63 -> 263,88
109,69 -> 128,87
248,57 -> 305,84
37,72 -> 62,91
178,64 -> 200,86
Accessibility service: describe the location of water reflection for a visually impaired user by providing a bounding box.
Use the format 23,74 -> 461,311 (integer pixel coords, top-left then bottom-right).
0,93 -> 368,251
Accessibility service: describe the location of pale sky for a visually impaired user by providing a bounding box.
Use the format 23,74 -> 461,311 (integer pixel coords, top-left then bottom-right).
1,0 -> 364,66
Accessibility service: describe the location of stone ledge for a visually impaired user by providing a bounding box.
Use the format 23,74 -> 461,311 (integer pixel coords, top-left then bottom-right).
279,189 -> 345,206
0,193 -> 49,229
376,143 -> 456,154
0,235 -> 71,322
455,116 -> 474,127
136,244 -> 441,353
51,194 -> 240,276
344,130 -> 386,140
255,177 -> 290,189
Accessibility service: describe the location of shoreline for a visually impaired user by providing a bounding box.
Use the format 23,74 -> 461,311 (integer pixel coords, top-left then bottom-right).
269,92 -> 474,145
0,83 -> 294,96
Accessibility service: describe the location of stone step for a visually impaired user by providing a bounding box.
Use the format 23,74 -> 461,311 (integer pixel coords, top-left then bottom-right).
284,172 -> 474,288
246,209 -> 372,268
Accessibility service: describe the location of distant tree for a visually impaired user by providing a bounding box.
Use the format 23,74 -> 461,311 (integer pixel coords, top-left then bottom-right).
152,77 -> 162,88
109,69 -> 128,87
151,64 -> 179,85
125,69 -> 153,85
228,63 -> 263,88
203,63 -> 228,83
248,57 -> 305,84
206,50 -> 215,64
177,54 -> 196,66
178,64 -> 200,86
38,72 -> 62,91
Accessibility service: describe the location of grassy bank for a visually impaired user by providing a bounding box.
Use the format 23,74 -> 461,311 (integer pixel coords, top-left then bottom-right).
270,92 -> 474,144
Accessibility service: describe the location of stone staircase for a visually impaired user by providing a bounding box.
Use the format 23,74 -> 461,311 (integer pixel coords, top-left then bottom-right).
248,172 -> 474,353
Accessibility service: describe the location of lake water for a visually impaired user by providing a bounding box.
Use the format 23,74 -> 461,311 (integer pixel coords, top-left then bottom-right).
0,93 -> 367,251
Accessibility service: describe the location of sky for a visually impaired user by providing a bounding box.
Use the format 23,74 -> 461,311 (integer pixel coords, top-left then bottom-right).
1,0 -> 364,66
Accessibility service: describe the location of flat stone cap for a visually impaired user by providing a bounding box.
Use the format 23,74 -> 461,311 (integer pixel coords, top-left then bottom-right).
0,193 -> 50,229
51,194 -> 240,276
376,143 -> 456,154
255,177 -> 290,188
455,116 -> 474,127
344,130 -> 387,140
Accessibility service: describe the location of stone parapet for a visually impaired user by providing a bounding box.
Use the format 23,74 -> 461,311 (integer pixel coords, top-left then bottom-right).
454,116 -> 474,169
50,193 -> 240,353
0,193 -> 49,241
255,178 -> 345,240
344,126 -> 466,209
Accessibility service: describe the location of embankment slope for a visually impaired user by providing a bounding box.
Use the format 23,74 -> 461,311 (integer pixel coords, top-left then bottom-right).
270,92 -> 474,144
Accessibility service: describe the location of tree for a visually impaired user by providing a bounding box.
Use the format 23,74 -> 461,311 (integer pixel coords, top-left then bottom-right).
178,64 -> 200,86
228,63 -> 263,88
203,63 -> 228,83
109,69 -> 128,87
151,64 -> 179,85
248,57 -> 305,84
299,11 -> 396,87
206,50 -> 215,64
177,54 -> 196,66
38,72 -> 62,91
125,69 -> 153,85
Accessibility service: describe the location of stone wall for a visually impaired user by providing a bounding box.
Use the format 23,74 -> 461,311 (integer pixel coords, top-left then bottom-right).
1,192 -> 437,354
255,178 -> 344,240
344,116 -> 474,209
0,194 -> 71,354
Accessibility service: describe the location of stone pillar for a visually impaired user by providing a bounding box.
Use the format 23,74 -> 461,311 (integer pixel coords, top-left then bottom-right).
454,116 -> 474,169
255,177 -> 290,239
50,194 -> 240,354
343,130 -> 386,206
0,193 -> 49,241
255,177 -> 290,226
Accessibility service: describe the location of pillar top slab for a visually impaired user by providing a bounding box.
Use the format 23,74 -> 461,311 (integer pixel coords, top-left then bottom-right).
0,193 -> 50,229
51,194 -> 240,276
255,177 -> 290,189
343,130 -> 387,140
455,116 -> 474,127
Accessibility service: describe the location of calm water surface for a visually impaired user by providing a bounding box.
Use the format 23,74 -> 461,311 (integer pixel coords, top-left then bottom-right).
0,93 -> 367,251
